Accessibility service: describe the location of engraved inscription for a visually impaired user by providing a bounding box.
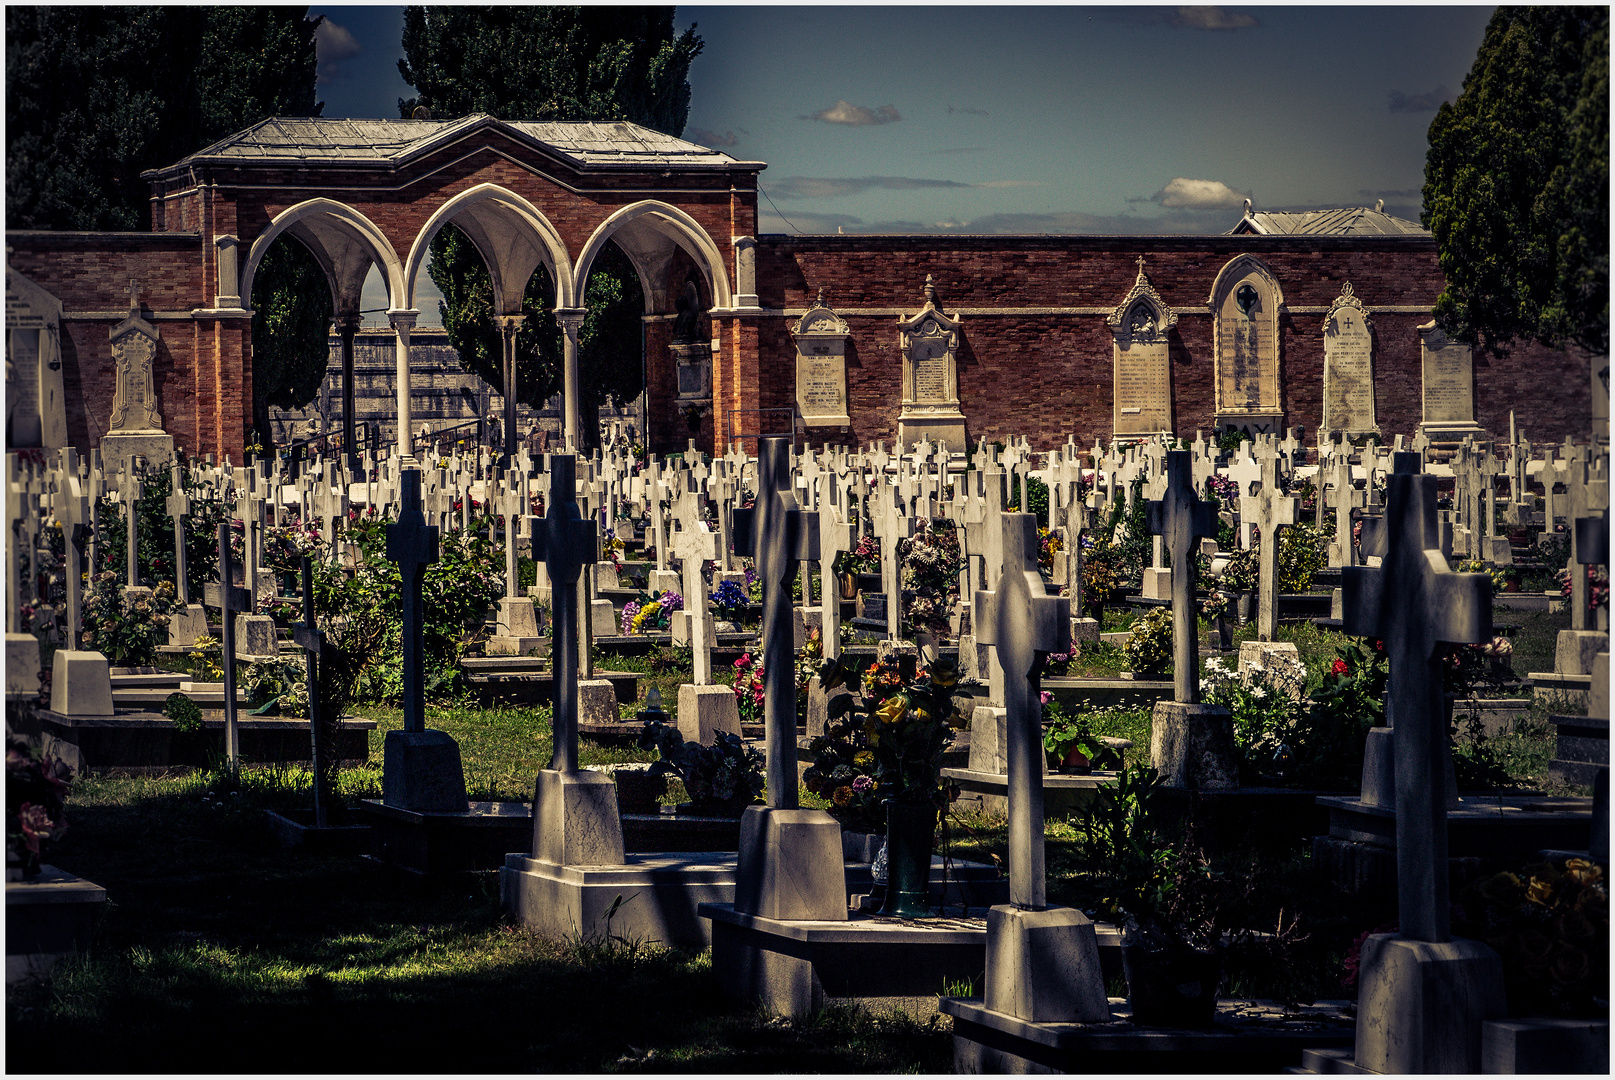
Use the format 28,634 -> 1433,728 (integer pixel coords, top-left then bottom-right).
1324,307 -> 1374,432
915,357 -> 948,402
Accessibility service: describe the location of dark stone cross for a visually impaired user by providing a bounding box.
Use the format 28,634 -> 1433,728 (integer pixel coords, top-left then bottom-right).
531,454 -> 597,772
1343,453 -> 1492,943
202,522 -> 254,765
974,512 -> 1071,910
1146,450 -> 1219,703
291,555 -> 331,828
733,437 -> 820,807
386,468 -> 439,735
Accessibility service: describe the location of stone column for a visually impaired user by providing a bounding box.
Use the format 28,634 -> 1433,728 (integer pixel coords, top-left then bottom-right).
497,314 -> 522,465
389,310 -> 419,462
555,308 -> 586,451
337,313 -> 361,472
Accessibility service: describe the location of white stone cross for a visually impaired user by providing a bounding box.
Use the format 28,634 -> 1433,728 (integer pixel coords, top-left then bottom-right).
871,483 -> 915,641
165,464 -> 192,605
973,511 -> 1071,909
1223,443 -> 1264,551
1146,450 -> 1219,703
315,461 -> 349,563
1240,451 -> 1299,642
119,460 -> 144,589
1325,454 -> 1365,568
670,486 -> 722,684
57,450 -> 90,648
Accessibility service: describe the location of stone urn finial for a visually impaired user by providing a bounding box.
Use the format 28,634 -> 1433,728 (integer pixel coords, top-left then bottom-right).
923,274 -> 937,306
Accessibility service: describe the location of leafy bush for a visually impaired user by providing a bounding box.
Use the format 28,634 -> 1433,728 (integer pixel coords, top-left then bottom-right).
1277,521 -> 1327,592
80,572 -> 176,666
163,691 -> 204,733
94,458 -> 229,596
1202,654 -> 1309,781
1123,607 -> 1173,676
898,518 -> 963,639
1006,475 -> 1050,527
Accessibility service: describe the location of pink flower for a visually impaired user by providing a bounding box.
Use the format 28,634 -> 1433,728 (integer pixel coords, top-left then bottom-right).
1039,690 -> 1053,705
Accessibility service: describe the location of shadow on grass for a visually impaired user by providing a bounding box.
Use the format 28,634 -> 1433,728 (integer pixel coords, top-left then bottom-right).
7,776 -> 951,1074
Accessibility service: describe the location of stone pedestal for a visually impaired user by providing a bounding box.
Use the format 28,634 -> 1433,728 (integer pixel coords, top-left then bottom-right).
670,609 -> 716,648
984,905 -> 1110,1023
1353,934 -> 1505,1074
1556,629 -> 1608,676
6,864 -> 107,984
382,729 -> 470,813
677,683 -> 743,744
1149,701 -> 1237,790
234,614 -> 278,659
98,432 -> 174,478
6,633 -> 40,699
593,561 -> 620,590
805,676 -> 852,739
648,569 -> 681,597
531,768 -> 624,867
969,706 -> 1013,775
876,639 -> 919,665
1238,640 -> 1305,699
589,599 -> 618,638
502,850 -> 740,949
578,679 -> 620,728
1069,617 -> 1101,655
733,805 -> 847,922
1141,567 -> 1172,600
958,634 -> 992,686
1479,535 -> 1512,565
488,597 -> 544,656
714,569 -> 747,592
49,650 -> 113,716
165,604 -> 208,648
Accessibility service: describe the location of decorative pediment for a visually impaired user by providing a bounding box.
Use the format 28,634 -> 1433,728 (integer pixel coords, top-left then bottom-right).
1106,256 -> 1177,341
896,274 -> 961,351
108,281 -> 164,433
1322,281 -> 1371,335
791,289 -> 850,338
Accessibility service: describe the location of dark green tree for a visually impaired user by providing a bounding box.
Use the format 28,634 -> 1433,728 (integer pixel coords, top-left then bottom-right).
250,238 -> 336,444
399,6 -> 700,449
7,6 -> 328,448
1422,6 -> 1609,358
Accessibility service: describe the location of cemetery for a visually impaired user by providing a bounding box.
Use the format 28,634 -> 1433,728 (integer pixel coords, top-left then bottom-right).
4,16 -> 1609,1071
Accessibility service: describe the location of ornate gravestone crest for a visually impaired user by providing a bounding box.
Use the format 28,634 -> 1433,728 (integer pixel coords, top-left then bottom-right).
109,281 -> 163,433
896,275 -> 967,452
1107,256 -> 1177,438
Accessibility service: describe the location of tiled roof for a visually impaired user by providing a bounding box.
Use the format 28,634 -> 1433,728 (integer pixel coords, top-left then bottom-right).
146,115 -> 744,175
1230,207 -> 1430,236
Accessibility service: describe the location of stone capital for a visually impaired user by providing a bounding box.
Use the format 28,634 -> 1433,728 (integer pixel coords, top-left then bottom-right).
388,309 -> 420,332
334,312 -> 364,334
553,307 -> 587,336
495,313 -> 525,333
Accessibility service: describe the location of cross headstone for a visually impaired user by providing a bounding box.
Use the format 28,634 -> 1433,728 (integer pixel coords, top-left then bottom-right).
291,556 -> 332,828
386,469 -> 440,735
119,460 -> 145,592
732,438 -> 820,807
870,485 -> 916,641
532,455 -> 598,772
669,486 -> 722,685
1146,450 -> 1219,703
815,469 -> 854,661
202,523 -> 254,765
1241,450 -> 1300,642
57,451 -> 90,649
1342,453 -> 1492,941
973,513 -> 1071,909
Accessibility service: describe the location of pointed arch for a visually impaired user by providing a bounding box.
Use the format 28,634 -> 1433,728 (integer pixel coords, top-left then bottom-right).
1207,253 -> 1285,311
404,183 -> 575,313
573,201 -> 732,312
241,199 -> 406,314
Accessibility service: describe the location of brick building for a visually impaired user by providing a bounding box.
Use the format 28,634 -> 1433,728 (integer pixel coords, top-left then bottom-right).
4,116 -> 1598,460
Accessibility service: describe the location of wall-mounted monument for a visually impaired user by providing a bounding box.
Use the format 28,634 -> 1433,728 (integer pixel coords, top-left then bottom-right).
792,289 -> 851,428
1106,256 -> 1176,439
5,263 -> 67,450
102,281 -> 174,472
896,274 -> 967,451
1210,255 -> 1284,435
670,279 -> 712,410
1320,282 -> 1378,439
1416,320 -> 1486,444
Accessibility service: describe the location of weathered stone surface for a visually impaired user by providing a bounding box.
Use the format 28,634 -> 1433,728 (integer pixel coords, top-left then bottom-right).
165,605 -> 207,648
233,614 -> 277,658
1481,1017 -> 1610,1075
1556,629 -> 1608,676
381,729 -> 469,813
7,633 -> 41,698
578,679 -> 619,728
49,650 -> 113,716
1149,701 -> 1237,789
1353,934 -> 1505,1075
984,904 -> 1110,1023
531,768 -> 625,868
677,683 -> 742,745
732,805 -> 847,922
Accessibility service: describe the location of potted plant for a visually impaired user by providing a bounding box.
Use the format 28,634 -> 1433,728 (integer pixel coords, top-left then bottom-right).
1200,588 -> 1234,651
835,536 -> 882,597
637,720 -> 764,817
1041,703 -> 1109,774
1122,608 -> 1173,679
812,652 -> 969,917
6,735 -> 73,880
1219,548 -> 1257,625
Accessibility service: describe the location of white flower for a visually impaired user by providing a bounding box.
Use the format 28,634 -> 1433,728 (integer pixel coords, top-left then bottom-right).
1252,686 -> 1268,700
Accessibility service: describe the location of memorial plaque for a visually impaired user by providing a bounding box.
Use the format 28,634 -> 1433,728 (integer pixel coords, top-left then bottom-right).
1322,283 -> 1376,435
914,354 -> 949,403
896,275 -> 967,450
792,294 -> 851,426
1107,263 -> 1177,437
1213,262 -> 1281,424
1421,324 -> 1475,425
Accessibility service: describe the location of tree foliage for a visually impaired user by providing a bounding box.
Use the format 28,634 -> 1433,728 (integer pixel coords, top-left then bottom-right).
1423,6 -> 1609,358
400,6 -> 701,449
397,6 -> 702,135
251,239 -> 336,442
6,6 -> 321,230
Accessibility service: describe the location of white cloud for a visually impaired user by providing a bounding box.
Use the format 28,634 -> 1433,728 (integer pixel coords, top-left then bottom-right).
687,127 -> 739,149
799,100 -> 902,126
315,18 -> 361,86
1171,7 -> 1260,30
1144,177 -> 1249,210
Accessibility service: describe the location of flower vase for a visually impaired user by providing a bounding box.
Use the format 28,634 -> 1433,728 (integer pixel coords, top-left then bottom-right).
1061,747 -> 1092,775
839,573 -> 859,601
1122,943 -> 1223,1027
1235,591 -> 1255,626
879,800 -> 937,918
1214,615 -> 1233,651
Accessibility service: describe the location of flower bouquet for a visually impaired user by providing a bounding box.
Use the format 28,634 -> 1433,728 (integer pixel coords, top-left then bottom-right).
637,719 -> 765,817
6,736 -> 73,880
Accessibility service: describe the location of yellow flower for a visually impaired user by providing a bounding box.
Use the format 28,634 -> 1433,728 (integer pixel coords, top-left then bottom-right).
877,697 -> 908,725
854,750 -> 874,768
1527,877 -> 1556,906
1564,858 -> 1602,887
832,785 -> 853,807
910,707 -> 930,723
931,665 -> 957,689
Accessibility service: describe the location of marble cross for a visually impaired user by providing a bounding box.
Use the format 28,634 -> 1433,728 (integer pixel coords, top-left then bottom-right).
119,460 -> 144,589
386,469 -> 441,736
1223,444 -> 1263,551
815,468 -> 854,661
1146,450 -> 1219,704
974,512 -> 1071,909
871,483 -> 916,642
1342,452 -> 1492,942
165,464 -> 193,605
670,486 -> 722,685
57,450 -> 90,648
532,455 -> 597,771
732,438 -> 819,808
315,462 -> 349,562
1240,452 -> 1299,642
1325,455 -> 1364,568
203,522 -> 254,765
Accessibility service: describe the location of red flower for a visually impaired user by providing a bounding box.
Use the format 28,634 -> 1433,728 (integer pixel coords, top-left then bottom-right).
1330,658 -> 1349,677
17,803 -> 59,854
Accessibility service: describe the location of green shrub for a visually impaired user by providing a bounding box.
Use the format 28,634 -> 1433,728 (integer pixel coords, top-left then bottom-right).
163,692 -> 203,734
1123,607 -> 1173,676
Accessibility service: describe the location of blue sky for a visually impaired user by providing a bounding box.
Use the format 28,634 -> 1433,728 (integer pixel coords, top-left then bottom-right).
308,4 -> 1495,320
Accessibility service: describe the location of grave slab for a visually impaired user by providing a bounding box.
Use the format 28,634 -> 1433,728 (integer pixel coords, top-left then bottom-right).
49,651 -> 113,715
677,683 -> 742,744
7,865 -> 107,984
